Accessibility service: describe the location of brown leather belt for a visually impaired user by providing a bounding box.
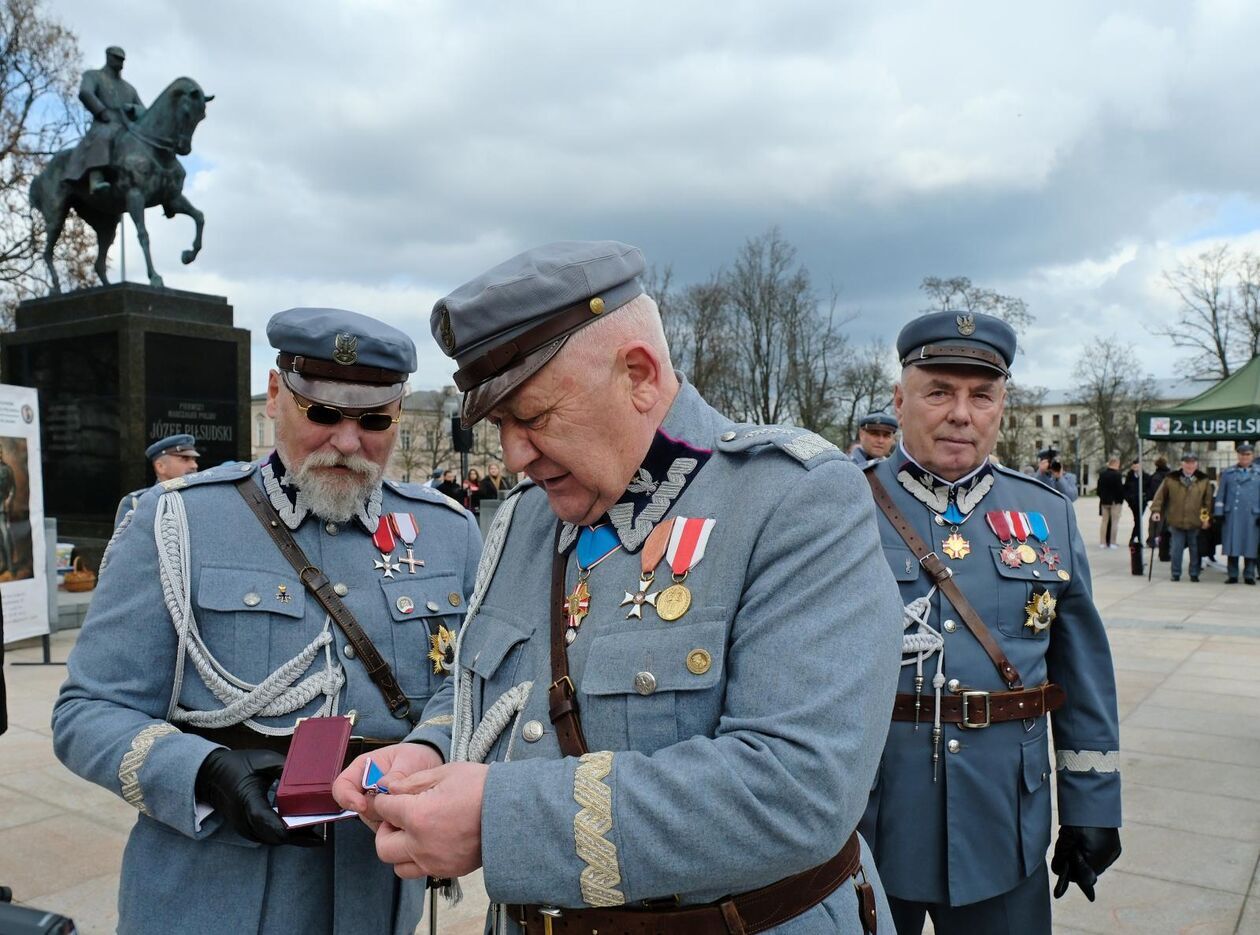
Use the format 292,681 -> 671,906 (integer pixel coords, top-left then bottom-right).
181,723 -> 397,769
891,682 -> 1065,728
509,830 -> 875,935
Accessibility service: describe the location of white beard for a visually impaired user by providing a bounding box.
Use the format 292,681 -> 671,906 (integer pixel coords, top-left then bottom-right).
289,449 -> 384,522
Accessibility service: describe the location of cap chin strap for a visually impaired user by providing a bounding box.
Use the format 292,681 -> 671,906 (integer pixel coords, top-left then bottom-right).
276,352 -> 407,386
903,342 -> 1009,376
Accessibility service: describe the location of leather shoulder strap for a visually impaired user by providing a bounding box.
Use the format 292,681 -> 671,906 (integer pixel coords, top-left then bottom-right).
233,476 -> 416,723
865,470 -> 1022,688
548,524 -> 590,756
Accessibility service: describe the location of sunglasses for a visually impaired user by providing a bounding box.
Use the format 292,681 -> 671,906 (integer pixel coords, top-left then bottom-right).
290,392 -> 400,432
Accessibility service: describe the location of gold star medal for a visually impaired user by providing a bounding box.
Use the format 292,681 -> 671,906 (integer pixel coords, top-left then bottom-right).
1024,589 -> 1057,634
427,623 -> 456,675
658,517 -> 716,622
942,532 -> 971,560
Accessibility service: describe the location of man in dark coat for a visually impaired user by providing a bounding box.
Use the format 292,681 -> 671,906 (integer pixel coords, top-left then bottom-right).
1122,460 -> 1152,545
1096,457 -> 1124,549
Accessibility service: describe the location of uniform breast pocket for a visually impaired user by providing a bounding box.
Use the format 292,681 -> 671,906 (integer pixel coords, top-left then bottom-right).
582,612 -> 729,754
989,548 -> 1061,640
457,608 -> 532,728
883,545 -> 920,583
196,565 -> 307,684
379,573 -> 466,699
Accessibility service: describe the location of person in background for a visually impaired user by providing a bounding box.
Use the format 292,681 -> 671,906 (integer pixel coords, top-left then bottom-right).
423,468 -> 443,488
1214,442 -> 1260,585
850,412 -> 899,466
113,434 -> 202,528
1149,456 -> 1172,557
1035,447 -> 1078,501
1096,456 -> 1125,549
1150,452 -> 1213,582
462,467 -> 483,515
478,461 -> 509,501
436,468 -> 465,503
1121,459 -> 1152,545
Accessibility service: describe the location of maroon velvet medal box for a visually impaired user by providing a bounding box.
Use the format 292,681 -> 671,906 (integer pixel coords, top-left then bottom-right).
275,716 -> 353,817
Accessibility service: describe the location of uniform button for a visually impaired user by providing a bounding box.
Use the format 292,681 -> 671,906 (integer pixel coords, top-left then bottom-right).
947,739 -> 961,753
934,515 -> 945,526
325,522 -> 339,535
243,592 -> 261,607
633,671 -> 657,695
396,596 -> 415,614
448,592 -> 462,607
425,600 -> 440,613
1041,771 -> 1048,782
343,644 -> 355,659
943,619 -> 957,633
686,649 -> 711,675
1032,569 -> 1041,578
333,583 -> 349,597
720,431 -> 737,442
239,464 -> 252,472
522,720 -> 544,743
946,678 -> 961,692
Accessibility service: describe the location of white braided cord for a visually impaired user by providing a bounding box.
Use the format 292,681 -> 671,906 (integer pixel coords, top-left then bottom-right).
467,681 -> 533,765
154,491 -> 344,734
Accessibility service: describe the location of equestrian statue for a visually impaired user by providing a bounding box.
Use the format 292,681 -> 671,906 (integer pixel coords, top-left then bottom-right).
30,46 -> 213,294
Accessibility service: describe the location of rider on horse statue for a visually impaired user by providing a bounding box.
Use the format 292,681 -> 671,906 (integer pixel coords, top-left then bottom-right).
64,47 -> 147,197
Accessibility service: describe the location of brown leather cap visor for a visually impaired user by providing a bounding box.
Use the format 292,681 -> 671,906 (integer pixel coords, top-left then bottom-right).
460,338 -> 567,427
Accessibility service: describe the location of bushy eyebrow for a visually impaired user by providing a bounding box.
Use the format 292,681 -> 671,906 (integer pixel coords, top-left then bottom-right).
924,378 -> 998,393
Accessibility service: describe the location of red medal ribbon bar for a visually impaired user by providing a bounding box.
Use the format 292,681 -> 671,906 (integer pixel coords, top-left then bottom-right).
666,517 -> 716,577
985,510 -> 1013,542
372,517 -> 397,554
1006,511 -> 1031,542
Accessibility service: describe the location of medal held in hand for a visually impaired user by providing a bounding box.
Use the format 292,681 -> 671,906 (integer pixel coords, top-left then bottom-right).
657,516 -> 716,622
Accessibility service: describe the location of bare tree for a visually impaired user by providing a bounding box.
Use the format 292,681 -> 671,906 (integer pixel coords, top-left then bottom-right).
1159,245 -> 1237,379
834,340 -> 896,448
788,288 -> 853,438
1070,337 -> 1155,464
1,0 -> 96,323
920,276 -> 1033,333
994,381 -> 1048,468
1233,249 -> 1260,364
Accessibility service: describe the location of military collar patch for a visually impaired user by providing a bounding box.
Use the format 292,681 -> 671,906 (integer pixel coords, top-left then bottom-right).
262,451 -> 383,533
559,429 -> 712,553
896,457 -> 995,522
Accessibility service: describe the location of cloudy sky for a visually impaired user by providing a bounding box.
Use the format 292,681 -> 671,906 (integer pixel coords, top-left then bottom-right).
49,0 -> 1260,394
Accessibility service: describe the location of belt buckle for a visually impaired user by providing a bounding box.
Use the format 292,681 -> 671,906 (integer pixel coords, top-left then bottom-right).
959,690 -> 991,729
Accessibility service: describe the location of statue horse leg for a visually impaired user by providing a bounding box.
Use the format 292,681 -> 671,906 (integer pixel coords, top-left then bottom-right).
31,175 -> 67,295
125,185 -> 163,288
164,192 -> 205,265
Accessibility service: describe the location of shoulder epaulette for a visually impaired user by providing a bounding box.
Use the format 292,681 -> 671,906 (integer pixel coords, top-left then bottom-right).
383,479 -> 466,515
158,460 -> 257,492
993,463 -> 1067,499
716,424 -> 842,468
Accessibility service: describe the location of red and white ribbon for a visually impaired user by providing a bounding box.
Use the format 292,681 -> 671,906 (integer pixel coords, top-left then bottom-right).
666,517 -> 716,577
372,516 -> 397,553
389,512 -> 419,547
1005,511 -> 1031,542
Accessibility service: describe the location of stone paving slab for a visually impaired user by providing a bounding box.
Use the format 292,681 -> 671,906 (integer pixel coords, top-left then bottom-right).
2,496 -> 1258,933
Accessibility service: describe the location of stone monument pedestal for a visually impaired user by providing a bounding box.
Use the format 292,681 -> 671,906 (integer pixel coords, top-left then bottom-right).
1,283 -> 250,546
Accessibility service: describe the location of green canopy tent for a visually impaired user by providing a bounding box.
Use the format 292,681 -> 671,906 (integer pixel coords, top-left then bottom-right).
1138,354 -> 1260,443
1133,355 -> 1260,576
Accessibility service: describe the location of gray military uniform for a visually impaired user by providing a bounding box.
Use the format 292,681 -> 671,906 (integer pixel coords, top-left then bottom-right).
410,381 -> 903,933
54,459 -> 480,934
1214,463 -> 1260,580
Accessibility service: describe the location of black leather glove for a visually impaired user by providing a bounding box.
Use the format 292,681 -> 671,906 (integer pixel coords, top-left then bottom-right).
194,749 -> 324,847
1051,826 -> 1121,901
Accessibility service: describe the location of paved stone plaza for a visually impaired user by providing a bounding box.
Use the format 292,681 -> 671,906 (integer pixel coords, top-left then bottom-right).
1,495 -> 1258,934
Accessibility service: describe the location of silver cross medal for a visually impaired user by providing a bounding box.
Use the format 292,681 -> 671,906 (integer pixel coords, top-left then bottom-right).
620,577 -> 659,619
373,553 -> 401,579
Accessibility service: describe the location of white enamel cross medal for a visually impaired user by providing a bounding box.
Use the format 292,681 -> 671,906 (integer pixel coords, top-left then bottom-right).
620,573 -> 659,619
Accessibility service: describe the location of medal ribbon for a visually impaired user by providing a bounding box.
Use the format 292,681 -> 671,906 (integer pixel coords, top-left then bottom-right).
389,512 -> 419,546
1006,511 -> 1031,542
576,524 -> 621,571
1026,511 -> 1049,542
985,510 -> 1013,542
372,517 -> 396,553
666,517 -> 716,576
641,518 -> 675,576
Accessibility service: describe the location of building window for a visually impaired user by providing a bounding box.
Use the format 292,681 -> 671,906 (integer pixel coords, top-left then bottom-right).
1052,414 -> 1061,427
1035,415 -> 1043,428
1207,440 -> 1217,451
400,427 -> 413,451
255,415 -> 266,447
1008,414 -> 1018,428
1069,413 -> 1078,427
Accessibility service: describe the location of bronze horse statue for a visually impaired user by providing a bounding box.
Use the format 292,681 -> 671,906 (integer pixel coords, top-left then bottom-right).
30,77 -> 213,294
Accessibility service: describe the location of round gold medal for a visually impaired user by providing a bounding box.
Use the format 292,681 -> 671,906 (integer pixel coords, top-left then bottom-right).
655,583 -> 692,622
1018,544 -> 1037,564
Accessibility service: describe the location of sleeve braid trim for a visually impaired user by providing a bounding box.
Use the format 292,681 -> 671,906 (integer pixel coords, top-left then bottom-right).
119,723 -> 180,815
573,750 -> 626,908
1055,750 -> 1120,773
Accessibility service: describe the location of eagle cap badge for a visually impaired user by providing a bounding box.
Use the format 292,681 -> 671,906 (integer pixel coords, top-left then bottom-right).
333,332 -> 358,365
956,313 -> 976,336
439,308 -> 456,354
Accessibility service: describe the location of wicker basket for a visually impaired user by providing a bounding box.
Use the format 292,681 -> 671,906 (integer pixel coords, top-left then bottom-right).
63,556 -> 97,592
